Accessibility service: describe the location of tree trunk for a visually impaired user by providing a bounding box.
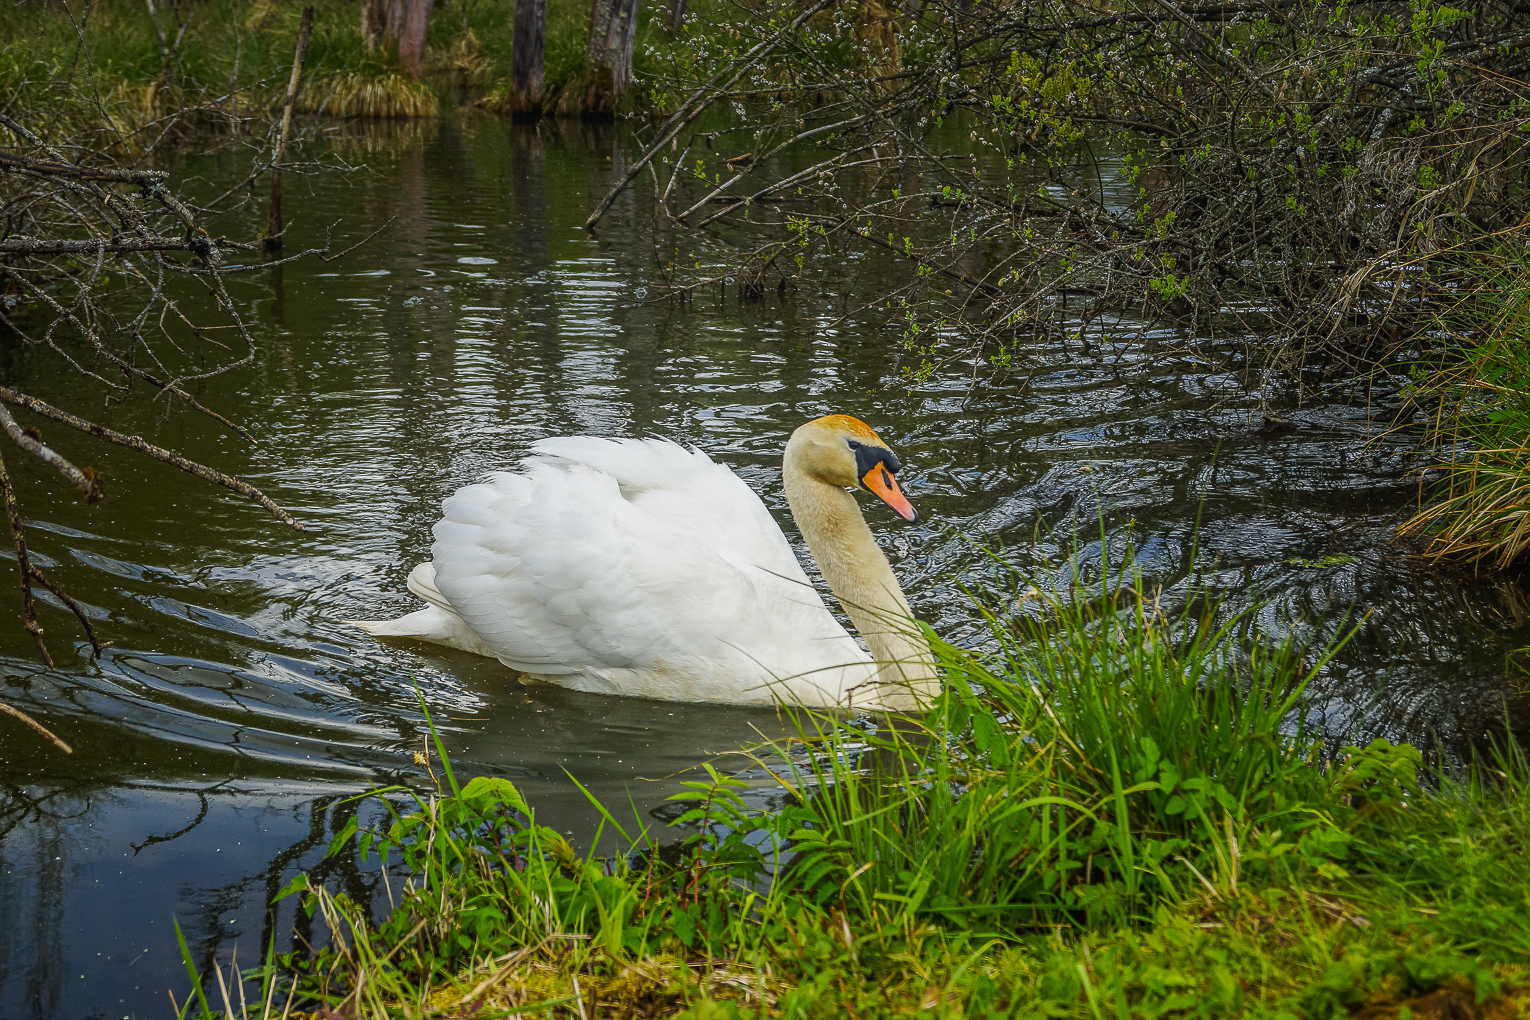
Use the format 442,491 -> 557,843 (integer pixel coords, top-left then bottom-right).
666,0 -> 685,31
582,0 -> 639,119
398,0 -> 434,81
361,0 -> 388,49
510,0 -> 547,121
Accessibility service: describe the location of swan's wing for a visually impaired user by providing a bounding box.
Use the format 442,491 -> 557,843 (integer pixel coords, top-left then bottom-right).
530,437 -> 809,585
429,439 -> 824,681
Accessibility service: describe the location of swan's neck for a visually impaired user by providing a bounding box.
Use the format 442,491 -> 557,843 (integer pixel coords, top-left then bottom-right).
782,458 -> 937,711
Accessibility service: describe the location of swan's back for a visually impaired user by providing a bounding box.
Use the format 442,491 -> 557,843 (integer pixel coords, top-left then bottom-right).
422,438 -> 872,703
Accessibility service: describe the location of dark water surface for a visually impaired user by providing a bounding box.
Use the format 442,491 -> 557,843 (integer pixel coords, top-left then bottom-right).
2,112 -> 1527,1019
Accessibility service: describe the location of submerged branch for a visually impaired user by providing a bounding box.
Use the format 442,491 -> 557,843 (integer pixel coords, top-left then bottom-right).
0,701 -> 72,754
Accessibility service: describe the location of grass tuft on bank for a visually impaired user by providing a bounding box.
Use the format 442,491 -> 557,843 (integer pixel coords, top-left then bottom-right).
176,565 -> 1530,1018
297,68 -> 441,120
1401,241 -> 1530,571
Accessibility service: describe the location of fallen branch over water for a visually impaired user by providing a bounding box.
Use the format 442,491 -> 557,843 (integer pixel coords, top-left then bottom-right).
0,700 -> 71,753
0,102 -> 364,745
0,388 -> 306,531
0,235 -> 252,256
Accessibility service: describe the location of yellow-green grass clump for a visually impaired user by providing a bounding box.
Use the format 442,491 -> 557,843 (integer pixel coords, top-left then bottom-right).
1402,240 -> 1530,569
294,70 -> 441,119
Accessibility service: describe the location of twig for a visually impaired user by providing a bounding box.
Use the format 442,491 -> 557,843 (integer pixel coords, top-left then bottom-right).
0,276 -> 259,442
0,235 -> 247,256
0,151 -> 170,186
167,216 -> 398,275
662,143 -> 691,203
0,446 -> 53,665
0,111 -> 222,265
836,218 -> 1003,295
0,445 -> 102,663
0,701 -> 72,753
693,152 -> 885,229
266,6 -> 315,250
0,402 -> 104,500
582,0 -> 834,230
0,388 -> 306,531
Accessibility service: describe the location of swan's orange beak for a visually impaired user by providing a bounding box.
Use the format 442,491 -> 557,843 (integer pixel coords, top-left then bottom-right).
862,463 -> 917,522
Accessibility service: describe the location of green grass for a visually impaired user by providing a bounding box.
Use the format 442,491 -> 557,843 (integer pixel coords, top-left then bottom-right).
1400,240 -> 1530,570
0,0 -> 731,127
174,564 -> 1530,1018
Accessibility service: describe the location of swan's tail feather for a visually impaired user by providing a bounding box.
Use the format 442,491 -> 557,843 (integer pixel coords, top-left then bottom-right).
405,561 -> 456,615
348,606 -> 443,637
347,562 -> 497,658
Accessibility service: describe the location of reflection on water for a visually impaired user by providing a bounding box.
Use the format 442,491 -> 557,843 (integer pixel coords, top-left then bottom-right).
2,111 -> 1528,1018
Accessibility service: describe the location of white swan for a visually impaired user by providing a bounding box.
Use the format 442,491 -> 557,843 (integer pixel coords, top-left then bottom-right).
351,414 -> 937,710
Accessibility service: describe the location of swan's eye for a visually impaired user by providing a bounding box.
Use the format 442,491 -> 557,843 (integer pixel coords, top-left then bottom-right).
846,440 -> 863,450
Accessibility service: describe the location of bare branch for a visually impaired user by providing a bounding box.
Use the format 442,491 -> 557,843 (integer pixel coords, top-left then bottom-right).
0,388 -> 307,531
0,401 -> 104,500
583,0 -> 836,230
0,701 -> 72,754
0,151 -> 169,187
0,446 -> 56,667
0,235 -> 252,256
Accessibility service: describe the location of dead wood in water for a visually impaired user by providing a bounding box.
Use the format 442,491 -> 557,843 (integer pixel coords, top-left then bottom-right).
266,5 -> 315,251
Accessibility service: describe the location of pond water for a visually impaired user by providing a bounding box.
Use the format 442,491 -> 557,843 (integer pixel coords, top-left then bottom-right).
2,111 -> 1527,1019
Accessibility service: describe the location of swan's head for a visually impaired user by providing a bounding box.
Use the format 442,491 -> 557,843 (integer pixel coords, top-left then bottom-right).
787,414 -> 917,522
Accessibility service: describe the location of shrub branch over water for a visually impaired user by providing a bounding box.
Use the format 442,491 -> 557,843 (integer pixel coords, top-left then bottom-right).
0,87 -> 379,743
614,0 -> 1530,383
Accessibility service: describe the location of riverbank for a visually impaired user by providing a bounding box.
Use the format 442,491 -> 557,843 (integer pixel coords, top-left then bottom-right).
191,579 -> 1530,1018
0,0 -> 678,130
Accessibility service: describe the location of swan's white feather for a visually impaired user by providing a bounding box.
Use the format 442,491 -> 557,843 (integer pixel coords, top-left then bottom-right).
357,438 -> 875,705
405,562 -> 454,614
